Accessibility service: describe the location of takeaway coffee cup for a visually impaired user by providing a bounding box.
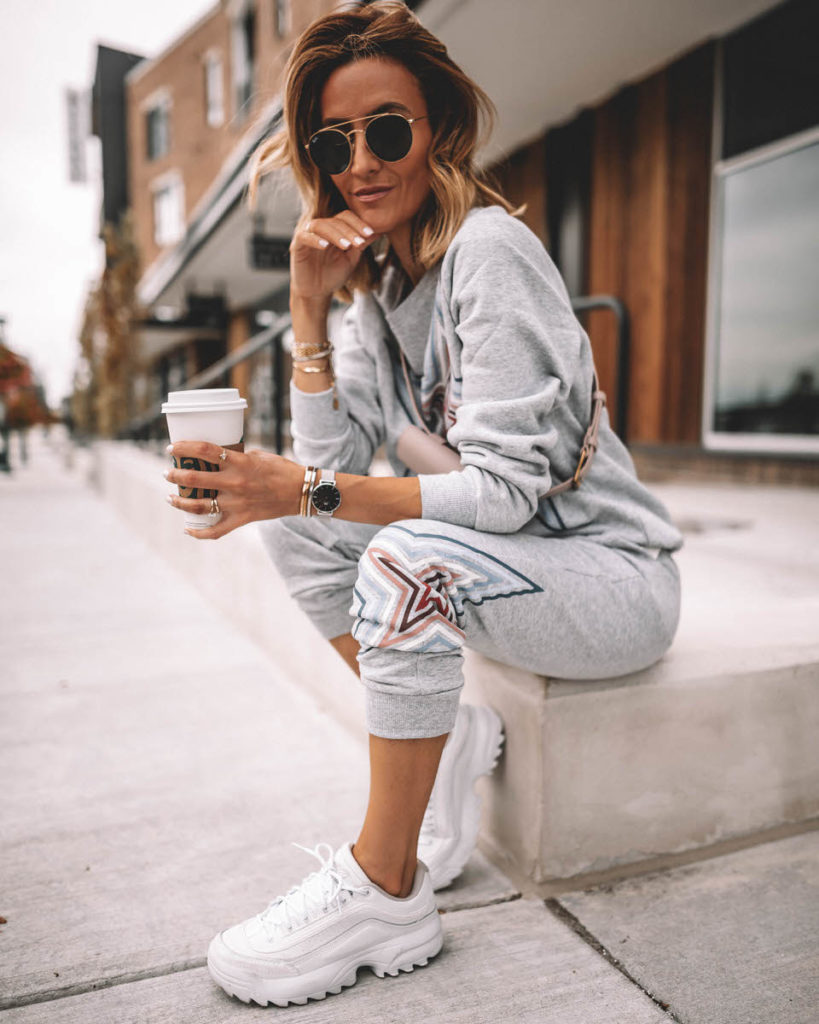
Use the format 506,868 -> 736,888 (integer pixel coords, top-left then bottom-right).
161,388 -> 248,530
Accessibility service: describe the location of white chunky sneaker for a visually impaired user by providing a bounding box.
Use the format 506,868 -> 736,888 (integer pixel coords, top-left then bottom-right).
419,703 -> 504,891
207,842 -> 442,1007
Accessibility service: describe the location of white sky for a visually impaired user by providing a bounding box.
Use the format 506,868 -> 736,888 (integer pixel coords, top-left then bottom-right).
0,0 -> 212,406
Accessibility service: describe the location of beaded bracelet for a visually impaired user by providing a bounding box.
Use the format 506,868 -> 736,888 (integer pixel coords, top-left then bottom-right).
292,339 -> 333,360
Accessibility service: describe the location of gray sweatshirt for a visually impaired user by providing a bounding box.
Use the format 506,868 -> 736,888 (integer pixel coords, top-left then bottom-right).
290,205 -> 682,553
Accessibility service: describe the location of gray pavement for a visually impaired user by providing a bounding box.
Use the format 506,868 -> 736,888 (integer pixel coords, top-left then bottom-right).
1,435 -> 818,1022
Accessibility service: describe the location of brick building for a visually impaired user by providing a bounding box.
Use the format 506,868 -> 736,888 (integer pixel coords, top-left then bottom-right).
124,0 -> 336,442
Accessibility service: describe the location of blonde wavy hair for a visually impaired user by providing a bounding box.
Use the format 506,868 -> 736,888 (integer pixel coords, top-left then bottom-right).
249,0 -> 520,296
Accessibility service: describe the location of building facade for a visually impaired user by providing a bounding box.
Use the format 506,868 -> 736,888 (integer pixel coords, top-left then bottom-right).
122,0 -> 336,442
82,0 -> 818,481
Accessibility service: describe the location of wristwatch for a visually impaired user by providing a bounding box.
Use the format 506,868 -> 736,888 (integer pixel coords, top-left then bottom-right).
310,469 -> 342,517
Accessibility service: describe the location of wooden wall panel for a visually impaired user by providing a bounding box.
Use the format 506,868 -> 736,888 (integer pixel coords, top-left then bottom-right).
587,91 -> 629,428
626,70 -> 670,442
490,138 -> 548,245
663,44 -> 714,442
588,42 -> 715,443
228,312 -> 251,400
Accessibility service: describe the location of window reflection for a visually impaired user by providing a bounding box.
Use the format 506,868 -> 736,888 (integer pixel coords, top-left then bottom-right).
712,138 -> 819,439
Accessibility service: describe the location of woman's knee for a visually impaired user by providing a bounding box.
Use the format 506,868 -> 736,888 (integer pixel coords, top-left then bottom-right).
352,522 -> 465,653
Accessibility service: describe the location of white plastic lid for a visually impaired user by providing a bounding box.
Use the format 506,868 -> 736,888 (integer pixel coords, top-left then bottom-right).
161,388 -> 248,414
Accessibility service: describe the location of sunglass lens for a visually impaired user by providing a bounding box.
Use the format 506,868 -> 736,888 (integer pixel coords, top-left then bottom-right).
367,114 -> 413,162
309,130 -> 350,175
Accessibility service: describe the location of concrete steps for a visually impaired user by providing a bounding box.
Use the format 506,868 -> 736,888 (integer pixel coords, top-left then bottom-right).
91,442 -> 819,885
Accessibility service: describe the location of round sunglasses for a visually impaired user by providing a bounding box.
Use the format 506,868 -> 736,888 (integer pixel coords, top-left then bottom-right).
306,112 -> 428,175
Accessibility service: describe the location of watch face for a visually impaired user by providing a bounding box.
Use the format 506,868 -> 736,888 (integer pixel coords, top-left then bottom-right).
311,481 -> 341,514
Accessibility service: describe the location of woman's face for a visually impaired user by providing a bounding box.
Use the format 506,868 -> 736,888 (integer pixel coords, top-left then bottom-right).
318,56 -> 433,251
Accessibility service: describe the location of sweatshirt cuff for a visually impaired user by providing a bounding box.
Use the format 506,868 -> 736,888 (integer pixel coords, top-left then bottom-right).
418,469 -> 478,528
289,382 -> 346,440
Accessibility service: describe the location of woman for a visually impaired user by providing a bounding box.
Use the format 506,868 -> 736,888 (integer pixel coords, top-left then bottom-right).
165,0 -> 682,1007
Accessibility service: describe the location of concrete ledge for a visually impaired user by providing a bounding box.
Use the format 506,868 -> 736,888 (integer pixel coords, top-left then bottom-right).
90,442 -> 819,883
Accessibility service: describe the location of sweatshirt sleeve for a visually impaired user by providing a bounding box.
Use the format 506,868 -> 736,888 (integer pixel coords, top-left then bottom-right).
419,215 -> 583,533
289,300 -> 386,475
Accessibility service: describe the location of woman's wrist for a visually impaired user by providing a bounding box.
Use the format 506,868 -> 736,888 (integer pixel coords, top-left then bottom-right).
290,292 -> 332,338
292,359 -> 334,394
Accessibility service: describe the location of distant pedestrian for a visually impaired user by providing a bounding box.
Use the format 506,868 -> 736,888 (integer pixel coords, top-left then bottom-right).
166,0 -> 682,1007
0,397 -> 11,473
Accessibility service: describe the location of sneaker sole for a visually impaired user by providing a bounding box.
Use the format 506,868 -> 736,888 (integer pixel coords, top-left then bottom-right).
426,705 -> 505,890
207,913 -> 443,1007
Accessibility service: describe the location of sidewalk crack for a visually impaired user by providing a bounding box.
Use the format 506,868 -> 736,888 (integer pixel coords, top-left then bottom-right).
544,899 -> 683,1022
0,958 -> 206,1012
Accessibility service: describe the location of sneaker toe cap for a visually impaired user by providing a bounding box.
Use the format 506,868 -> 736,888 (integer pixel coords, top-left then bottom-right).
212,917 -> 295,965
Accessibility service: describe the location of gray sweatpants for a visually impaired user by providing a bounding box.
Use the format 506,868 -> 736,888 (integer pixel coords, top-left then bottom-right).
259,516 -> 680,740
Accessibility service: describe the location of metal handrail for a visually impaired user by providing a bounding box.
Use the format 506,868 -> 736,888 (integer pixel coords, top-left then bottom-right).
570,294 -> 630,443
183,315 -> 288,390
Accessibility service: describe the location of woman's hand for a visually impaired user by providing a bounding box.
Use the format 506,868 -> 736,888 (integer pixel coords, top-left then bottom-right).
165,442 -> 304,539
290,211 -> 378,300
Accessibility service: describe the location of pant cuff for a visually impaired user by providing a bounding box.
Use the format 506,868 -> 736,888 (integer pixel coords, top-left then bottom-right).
364,687 -> 461,739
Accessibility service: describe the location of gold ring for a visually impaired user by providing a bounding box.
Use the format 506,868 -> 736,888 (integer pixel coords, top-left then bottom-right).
210,498 -> 220,515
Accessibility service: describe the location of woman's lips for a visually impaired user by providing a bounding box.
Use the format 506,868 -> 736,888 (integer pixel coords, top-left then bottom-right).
353,186 -> 393,203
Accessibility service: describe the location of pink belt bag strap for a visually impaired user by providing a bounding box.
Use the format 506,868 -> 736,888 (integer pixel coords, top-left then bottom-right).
394,347 -> 607,497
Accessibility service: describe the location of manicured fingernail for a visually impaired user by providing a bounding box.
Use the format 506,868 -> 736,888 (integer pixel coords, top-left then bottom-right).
165,444 -> 173,453
339,238 -> 351,249
166,494 -> 174,505
362,226 -> 374,236
353,235 -> 365,245
318,239 -> 329,248
163,470 -> 170,479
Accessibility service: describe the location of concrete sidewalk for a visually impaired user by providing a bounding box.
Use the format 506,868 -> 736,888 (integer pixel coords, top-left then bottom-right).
1,436 -> 817,1023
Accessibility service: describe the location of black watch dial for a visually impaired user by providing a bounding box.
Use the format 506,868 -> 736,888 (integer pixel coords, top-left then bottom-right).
311,481 -> 341,514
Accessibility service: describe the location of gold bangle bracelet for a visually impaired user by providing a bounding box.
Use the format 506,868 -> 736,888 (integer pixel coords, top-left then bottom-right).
299,465 -> 316,517
295,363 -> 331,374
305,466 -> 319,517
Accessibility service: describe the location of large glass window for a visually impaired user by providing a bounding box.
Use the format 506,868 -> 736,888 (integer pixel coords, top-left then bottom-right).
705,130 -> 819,451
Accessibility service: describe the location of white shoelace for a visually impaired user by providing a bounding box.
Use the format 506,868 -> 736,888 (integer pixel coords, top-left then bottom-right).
257,843 -> 370,939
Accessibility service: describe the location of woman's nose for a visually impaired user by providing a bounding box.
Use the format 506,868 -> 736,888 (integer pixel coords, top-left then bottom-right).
349,129 -> 380,174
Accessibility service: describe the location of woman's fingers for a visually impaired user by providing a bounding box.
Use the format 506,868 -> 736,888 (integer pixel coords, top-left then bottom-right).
167,493 -> 221,515
167,440 -> 229,464
334,210 -> 377,244
298,214 -> 375,252
164,464 -> 221,493
165,446 -> 299,533
166,493 -> 246,540
165,441 -> 235,493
